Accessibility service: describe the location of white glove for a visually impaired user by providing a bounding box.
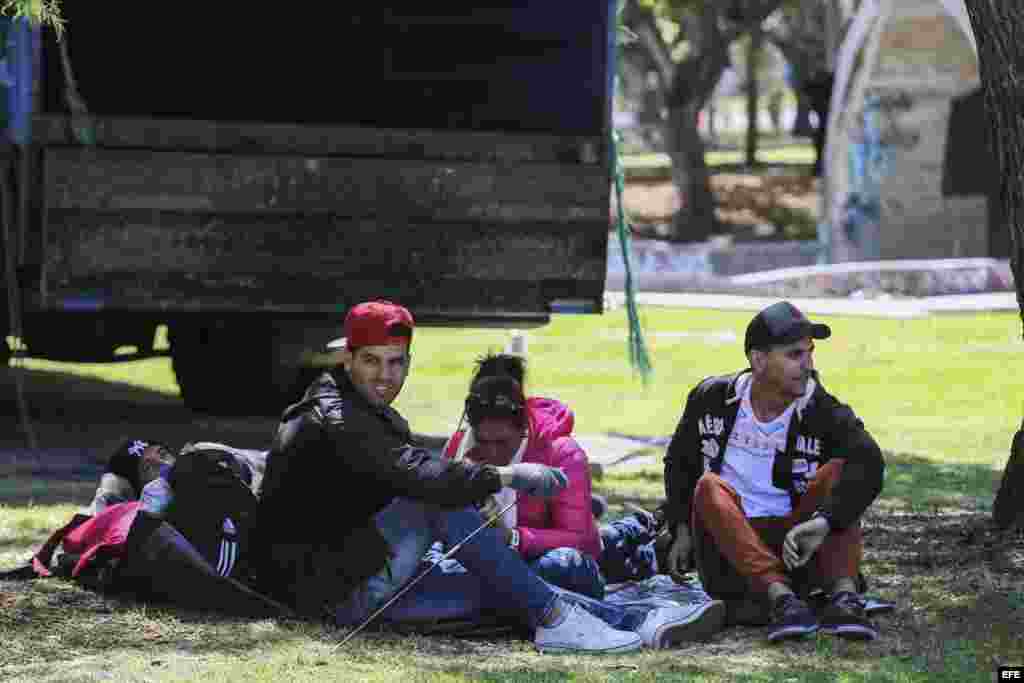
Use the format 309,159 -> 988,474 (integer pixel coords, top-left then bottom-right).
498,463 -> 569,498
783,516 -> 830,569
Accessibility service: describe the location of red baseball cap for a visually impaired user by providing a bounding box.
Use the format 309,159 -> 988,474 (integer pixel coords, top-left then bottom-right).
327,300 -> 414,350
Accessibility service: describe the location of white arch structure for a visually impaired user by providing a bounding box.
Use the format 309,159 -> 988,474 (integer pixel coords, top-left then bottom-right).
820,0 -> 983,263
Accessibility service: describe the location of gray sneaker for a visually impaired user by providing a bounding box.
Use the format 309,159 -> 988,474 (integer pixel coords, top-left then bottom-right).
535,602 -> 643,654
635,600 -> 727,649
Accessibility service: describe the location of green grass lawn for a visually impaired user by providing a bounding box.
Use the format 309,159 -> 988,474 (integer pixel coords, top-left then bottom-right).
398,307 -> 1022,482
13,308 -> 1022,482
3,307 -> 1023,681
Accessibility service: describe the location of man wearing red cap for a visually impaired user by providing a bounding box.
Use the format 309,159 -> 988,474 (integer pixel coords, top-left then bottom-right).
662,301 -> 885,643
253,300 -> 645,653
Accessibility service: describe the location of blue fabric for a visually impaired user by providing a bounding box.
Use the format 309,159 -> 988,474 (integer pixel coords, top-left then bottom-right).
530,547 -> 605,599
383,558 -> 652,632
4,17 -> 36,146
376,515 -> 669,633
605,574 -> 713,606
342,505 -> 678,634
333,500 -> 557,629
401,543 -> 606,600
598,513 -> 660,584
382,511 -> 662,624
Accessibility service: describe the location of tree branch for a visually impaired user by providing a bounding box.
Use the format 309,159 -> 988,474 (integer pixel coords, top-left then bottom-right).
623,0 -> 675,86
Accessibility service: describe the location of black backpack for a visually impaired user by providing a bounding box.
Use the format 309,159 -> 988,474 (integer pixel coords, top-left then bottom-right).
163,444 -> 262,581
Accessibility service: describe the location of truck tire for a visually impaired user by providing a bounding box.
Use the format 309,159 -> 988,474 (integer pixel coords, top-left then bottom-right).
169,320 -> 301,417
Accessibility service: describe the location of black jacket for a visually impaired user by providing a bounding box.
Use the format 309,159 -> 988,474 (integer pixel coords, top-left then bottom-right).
663,370 -> 884,535
252,370 -> 503,616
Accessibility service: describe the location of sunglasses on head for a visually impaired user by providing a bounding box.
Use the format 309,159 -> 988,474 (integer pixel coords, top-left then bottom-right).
465,392 -> 524,422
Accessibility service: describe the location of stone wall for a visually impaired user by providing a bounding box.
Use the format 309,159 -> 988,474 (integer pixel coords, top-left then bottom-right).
607,235 -> 1014,297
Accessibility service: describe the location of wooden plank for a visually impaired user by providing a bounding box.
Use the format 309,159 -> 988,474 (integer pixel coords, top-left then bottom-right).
43,209 -> 608,289
33,116 -> 606,165
42,149 -> 609,222
37,272 -> 603,317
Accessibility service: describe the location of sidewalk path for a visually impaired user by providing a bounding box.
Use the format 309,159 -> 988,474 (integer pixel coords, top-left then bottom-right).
574,433 -> 668,478
606,291 -> 1018,318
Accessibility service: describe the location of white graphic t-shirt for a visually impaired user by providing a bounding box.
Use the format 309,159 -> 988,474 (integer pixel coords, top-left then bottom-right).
720,375 -> 796,518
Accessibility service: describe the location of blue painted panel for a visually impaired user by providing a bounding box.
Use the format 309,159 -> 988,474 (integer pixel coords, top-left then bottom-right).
42,3 -> 614,135
0,16 -> 38,145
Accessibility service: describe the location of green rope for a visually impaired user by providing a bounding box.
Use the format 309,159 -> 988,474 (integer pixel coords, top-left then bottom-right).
58,35 -> 95,146
610,0 -> 652,385
611,127 -> 653,385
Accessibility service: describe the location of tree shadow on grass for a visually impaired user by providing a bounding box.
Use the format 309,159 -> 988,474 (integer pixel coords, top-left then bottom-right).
0,579 -> 314,673
0,475 -> 97,508
879,452 -> 999,512
0,365 -> 276,462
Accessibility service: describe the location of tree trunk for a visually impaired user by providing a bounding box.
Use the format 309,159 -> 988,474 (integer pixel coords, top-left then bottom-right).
665,103 -> 718,242
620,47 -> 667,152
661,33 -> 729,243
994,427 -> 1024,529
963,0 -> 1024,528
746,25 -> 762,167
707,101 -> 717,145
792,94 -> 814,137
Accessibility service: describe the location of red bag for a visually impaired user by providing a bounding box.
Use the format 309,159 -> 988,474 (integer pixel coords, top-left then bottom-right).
30,502 -> 141,578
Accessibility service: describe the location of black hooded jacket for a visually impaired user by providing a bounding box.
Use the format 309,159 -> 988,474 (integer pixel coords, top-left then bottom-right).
663,370 -> 884,535
252,369 -> 503,616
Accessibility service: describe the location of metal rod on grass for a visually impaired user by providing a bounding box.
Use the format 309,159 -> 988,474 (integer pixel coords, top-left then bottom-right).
333,498 -> 518,651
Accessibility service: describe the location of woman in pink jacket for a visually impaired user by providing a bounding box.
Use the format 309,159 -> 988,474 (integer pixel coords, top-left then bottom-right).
444,355 -> 605,598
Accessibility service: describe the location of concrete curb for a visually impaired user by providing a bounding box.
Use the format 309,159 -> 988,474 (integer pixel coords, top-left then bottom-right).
605,291 -> 1019,318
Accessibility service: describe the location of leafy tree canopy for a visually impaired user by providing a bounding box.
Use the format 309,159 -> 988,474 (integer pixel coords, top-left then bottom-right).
2,0 -> 64,35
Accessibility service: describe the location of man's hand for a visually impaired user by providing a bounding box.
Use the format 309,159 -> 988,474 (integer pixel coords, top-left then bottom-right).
783,516 -> 830,569
666,523 -> 693,583
498,463 -> 569,498
478,496 -> 501,523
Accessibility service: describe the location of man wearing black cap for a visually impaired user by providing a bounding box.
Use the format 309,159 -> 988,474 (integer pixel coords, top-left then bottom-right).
254,300 -> 645,653
662,301 -> 885,642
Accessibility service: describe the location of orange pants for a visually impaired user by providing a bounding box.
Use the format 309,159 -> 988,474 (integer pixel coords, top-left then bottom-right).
691,460 -> 862,600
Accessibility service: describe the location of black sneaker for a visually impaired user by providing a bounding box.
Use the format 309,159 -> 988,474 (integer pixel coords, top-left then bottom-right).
768,593 -> 819,642
819,591 -> 879,640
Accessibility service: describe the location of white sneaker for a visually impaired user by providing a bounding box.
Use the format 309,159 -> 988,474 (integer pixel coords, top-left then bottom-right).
535,602 -> 643,654
634,600 -> 727,649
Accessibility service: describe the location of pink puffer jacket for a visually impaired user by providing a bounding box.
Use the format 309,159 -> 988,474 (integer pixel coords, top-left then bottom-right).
445,397 -> 601,560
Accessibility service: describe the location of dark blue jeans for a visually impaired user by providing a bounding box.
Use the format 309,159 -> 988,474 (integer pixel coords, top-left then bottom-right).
598,512 -> 661,584
531,547 -> 605,599
383,553 -> 653,632
332,500 -> 557,629
403,509 -> 661,603
381,509 -> 661,622
408,543 -> 606,600
375,510 -> 660,632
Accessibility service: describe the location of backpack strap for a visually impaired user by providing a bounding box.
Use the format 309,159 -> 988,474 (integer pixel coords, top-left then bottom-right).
0,513 -> 94,579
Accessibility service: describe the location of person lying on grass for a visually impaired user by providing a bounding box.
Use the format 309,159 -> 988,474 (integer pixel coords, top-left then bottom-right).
662,301 -> 886,642
83,438 -> 176,516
